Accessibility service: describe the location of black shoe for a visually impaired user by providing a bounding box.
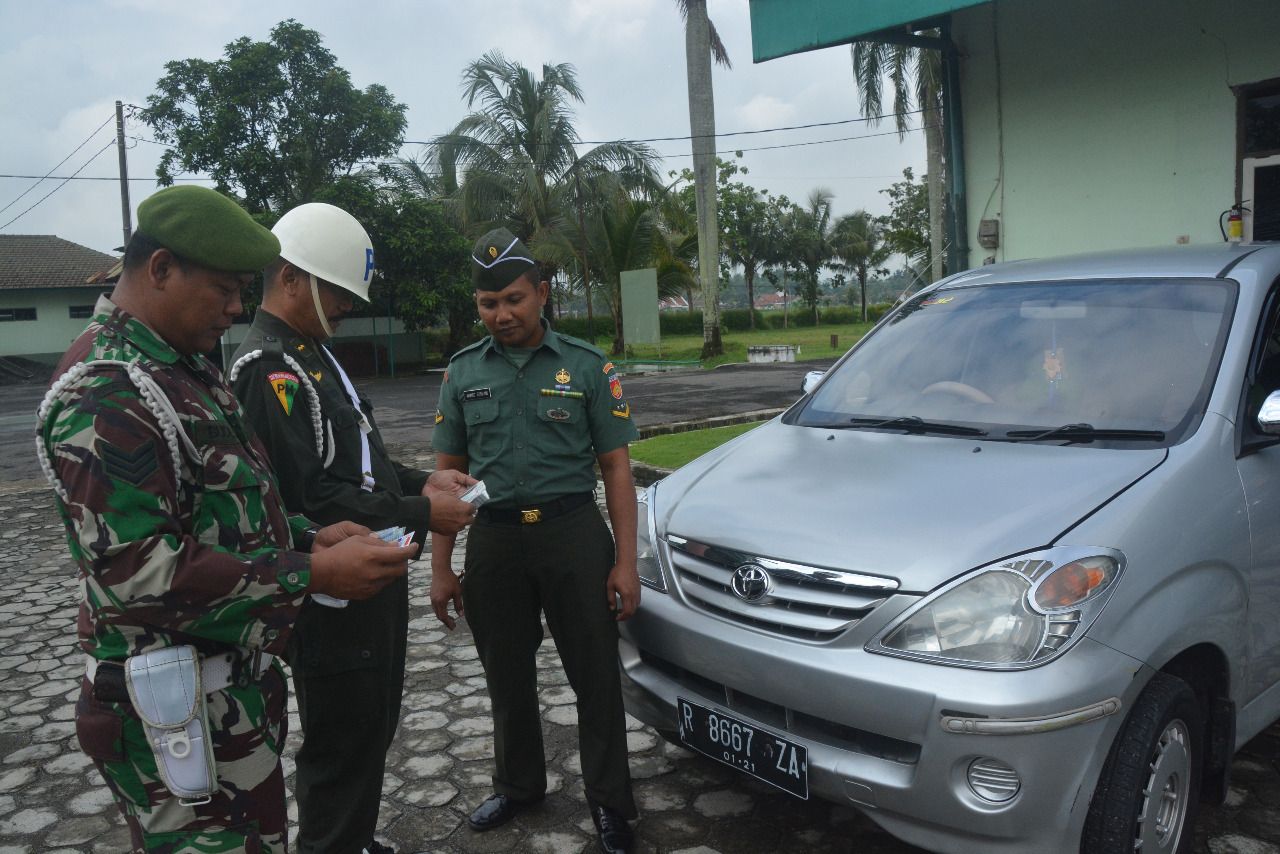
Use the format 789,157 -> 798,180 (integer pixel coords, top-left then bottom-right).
362,843 -> 395,854
591,805 -> 634,854
467,793 -> 542,832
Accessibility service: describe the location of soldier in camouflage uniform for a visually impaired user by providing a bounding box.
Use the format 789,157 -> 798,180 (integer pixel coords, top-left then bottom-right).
36,186 -> 415,853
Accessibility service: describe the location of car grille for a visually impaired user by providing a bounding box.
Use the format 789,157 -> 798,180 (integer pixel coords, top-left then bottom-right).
665,535 -> 898,641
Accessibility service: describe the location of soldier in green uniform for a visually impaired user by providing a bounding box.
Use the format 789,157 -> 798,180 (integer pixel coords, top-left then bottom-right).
228,202 -> 476,854
36,185 -> 416,853
430,228 -> 640,854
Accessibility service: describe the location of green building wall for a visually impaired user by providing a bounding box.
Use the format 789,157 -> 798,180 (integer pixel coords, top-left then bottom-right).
954,0 -> 1280,266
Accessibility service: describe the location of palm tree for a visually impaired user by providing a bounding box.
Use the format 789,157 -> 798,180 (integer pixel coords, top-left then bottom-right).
791,189 -> 836,326
831,210 -> 892,322
427,51 -> 659,332
581,190 -> 693,354
676,0 -> 731,357
851,38 -> 945,282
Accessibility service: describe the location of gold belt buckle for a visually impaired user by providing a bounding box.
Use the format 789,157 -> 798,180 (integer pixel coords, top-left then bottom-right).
520,508 -> 542,524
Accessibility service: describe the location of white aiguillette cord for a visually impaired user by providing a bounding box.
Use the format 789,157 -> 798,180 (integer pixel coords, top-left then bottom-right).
308,273 -> 375,494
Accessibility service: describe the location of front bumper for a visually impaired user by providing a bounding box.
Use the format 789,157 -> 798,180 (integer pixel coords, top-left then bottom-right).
619,592 -> 1147,854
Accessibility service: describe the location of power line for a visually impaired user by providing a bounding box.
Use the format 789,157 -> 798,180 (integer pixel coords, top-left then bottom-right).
0,113 -> 115,216
0,140 -> 117,231
0,174 -> 207,182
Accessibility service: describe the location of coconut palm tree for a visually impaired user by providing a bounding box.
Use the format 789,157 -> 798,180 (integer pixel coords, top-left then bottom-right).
676,0 -> 731,357
582,190 -> 694,354
427,51 -> 660,331
790,188 -> 836,326
831,210 -> 892,322
851,38 -> 945,282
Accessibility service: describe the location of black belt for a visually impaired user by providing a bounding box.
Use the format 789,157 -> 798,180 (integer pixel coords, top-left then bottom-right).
477,492 -> 594,525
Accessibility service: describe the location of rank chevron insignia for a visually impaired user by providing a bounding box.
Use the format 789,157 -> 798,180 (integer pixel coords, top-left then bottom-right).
99,438 -> 159,485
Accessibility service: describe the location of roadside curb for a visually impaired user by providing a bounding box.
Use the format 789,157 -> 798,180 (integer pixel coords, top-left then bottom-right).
631,407 -> 785,486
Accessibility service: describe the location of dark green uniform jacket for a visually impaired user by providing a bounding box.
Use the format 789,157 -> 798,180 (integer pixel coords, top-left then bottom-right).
230,308 -> 427,854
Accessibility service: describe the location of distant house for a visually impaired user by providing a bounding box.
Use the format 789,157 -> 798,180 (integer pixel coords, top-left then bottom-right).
658,295 -> 690,311
753,291 -> 789,310
0,235 -> 118,364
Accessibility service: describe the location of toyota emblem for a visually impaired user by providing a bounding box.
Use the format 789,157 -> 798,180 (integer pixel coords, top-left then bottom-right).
731,564 -> 771,602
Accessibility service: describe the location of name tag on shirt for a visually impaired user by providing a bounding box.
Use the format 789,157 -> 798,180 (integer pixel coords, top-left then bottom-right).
462,387 -> 492,402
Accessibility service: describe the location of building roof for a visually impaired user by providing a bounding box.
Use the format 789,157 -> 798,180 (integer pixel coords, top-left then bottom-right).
0,235 -> 120,291
748,0 -> 989,62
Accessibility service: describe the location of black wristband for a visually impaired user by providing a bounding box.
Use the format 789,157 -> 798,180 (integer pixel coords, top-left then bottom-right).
296,526 -> 320,553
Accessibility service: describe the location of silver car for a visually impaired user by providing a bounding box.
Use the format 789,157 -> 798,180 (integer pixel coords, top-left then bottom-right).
620,244 -> 1280,853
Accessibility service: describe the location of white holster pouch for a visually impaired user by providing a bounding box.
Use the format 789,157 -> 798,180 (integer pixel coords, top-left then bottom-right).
125,646 -> 217,805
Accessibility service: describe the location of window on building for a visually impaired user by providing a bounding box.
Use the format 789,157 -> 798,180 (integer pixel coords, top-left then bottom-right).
1245,81 -> 1280,157
0,308 -> 36,322
69,305 -> 95,319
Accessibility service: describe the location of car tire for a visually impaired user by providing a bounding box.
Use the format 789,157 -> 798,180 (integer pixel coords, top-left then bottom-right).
1081,671 -> 1203,854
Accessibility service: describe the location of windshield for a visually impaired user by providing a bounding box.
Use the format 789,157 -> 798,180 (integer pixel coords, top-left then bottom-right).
794,279 -> 1235,447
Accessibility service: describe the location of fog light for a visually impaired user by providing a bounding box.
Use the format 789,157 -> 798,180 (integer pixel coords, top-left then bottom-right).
967,758 -> 1020,803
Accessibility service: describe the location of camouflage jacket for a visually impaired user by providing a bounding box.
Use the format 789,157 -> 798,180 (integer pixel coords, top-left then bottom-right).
37,296 -> 312,663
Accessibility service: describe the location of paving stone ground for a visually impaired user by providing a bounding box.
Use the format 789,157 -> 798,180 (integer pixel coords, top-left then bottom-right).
5,443 -> 1280,852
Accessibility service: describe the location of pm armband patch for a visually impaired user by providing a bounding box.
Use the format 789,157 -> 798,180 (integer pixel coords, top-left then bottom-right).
268,371 -> 300,415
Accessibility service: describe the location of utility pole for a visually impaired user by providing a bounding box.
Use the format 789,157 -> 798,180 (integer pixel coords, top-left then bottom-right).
115,101 -> 131,249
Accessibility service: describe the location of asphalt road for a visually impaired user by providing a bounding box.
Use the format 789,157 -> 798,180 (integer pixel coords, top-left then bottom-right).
0,360 -> 830,492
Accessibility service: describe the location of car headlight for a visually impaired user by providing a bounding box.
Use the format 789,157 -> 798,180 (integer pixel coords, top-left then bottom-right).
636,484 -> 667,592
868,546 -> 1123,669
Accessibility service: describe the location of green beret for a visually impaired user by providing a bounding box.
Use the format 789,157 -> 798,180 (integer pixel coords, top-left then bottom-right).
471,227 -> 537,291
136,186 -> 280,272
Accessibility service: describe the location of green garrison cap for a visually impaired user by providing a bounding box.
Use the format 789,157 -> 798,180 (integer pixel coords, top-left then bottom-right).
471,227 -> 537,291
136,186 -> 280,272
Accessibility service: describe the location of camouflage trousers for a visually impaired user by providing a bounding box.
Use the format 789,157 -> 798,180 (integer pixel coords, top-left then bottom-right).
75,665 -> 291,853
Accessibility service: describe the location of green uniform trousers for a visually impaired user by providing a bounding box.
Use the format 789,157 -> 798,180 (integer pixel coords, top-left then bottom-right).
462,501 -> 637,818
289,575 -> 409,854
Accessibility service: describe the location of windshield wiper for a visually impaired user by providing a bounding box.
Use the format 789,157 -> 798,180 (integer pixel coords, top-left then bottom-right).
1004,423 -> 1166,443
846,415 -> 988,436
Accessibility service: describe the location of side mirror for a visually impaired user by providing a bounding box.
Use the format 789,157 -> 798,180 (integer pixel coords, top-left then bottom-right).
802,370 -> 825,395
1259,390 -> 1280,435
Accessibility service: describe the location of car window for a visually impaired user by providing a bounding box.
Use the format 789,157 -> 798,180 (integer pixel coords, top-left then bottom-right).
794,279 -> 1236,447
1241,280 -> 1280,448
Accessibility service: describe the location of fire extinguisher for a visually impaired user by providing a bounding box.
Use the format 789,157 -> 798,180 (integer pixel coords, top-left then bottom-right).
1220,202 -> 1250,242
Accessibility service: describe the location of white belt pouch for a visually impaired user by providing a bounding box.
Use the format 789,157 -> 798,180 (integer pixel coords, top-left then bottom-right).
125,645 -> 218,805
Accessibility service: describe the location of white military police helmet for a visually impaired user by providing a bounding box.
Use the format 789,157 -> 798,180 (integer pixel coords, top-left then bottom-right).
272,203 -> 375,302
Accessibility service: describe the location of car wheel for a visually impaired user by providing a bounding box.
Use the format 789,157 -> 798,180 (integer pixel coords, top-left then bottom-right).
1082,672 -> 1203,854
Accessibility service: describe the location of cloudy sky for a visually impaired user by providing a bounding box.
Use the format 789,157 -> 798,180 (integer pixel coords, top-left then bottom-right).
0,0 -> 925,256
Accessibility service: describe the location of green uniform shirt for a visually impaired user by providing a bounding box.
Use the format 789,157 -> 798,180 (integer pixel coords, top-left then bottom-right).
433,322 -> 638,505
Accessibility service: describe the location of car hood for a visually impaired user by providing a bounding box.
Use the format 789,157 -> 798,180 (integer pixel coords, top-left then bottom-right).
655,420 -> 1166,593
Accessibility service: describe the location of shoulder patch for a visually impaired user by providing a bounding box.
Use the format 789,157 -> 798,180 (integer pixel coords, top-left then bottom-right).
609,374 -> 624,400
268,371 -> 299,415
611,402 -> 631,419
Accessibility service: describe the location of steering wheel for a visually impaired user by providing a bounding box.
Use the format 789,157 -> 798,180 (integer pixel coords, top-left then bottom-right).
921,380 -> 995,405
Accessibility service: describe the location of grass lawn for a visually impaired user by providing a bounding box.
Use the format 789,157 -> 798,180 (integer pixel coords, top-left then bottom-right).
585,321 -> 875,369
629,421 -> 765,469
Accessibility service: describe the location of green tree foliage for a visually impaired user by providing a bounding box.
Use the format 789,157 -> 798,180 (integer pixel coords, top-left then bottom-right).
787,189 -> 835,325
880,168 -> 931,273
831,211 -> 892,322
428,51 -> 659,331
141,20 -> 407,215
850,36 -> 946,281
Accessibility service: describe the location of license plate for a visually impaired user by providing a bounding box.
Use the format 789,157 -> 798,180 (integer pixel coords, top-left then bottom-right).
677,697 -> 809,799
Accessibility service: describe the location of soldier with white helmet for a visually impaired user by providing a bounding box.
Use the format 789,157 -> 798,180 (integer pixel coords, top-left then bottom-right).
230,202 -> 476,854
